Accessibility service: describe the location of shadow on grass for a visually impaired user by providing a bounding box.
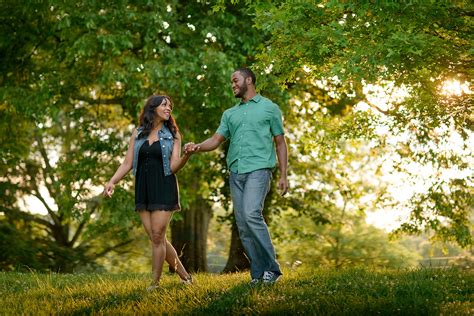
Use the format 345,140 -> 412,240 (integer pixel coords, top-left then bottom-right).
191,281 -> 254,315
68,290 -> 144,315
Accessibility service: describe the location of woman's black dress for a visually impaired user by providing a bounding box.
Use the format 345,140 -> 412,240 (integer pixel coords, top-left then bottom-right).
135,141 -> 180,211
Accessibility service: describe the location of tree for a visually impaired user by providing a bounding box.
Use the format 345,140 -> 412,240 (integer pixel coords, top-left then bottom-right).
0,0 -> 263,271
268,110 -> 420,268
224,0 -> 473,247
273,210 -> 421,269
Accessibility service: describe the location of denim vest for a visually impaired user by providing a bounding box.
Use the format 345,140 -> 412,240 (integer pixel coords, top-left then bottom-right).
132,125 -> 174,176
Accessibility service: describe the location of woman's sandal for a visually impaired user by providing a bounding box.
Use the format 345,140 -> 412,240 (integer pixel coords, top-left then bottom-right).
146,282 -> 160,292
181,275 -> 193,285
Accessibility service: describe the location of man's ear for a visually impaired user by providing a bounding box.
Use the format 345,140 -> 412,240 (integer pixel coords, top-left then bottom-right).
245,77 -> 252,85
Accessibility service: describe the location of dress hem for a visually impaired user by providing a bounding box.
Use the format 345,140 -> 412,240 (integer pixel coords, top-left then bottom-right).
135,203 -> 181,212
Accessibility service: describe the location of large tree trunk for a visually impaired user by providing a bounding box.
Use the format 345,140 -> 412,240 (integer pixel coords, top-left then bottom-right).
170,196 -> 212,272
222,221 -> 249,273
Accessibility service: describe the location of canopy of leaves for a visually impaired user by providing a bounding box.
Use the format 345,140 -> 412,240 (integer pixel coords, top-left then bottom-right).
0,0 -> 263,271
232,0 -> 473,247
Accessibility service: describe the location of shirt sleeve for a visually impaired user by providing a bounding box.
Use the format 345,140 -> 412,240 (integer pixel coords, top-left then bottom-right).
270,104 -> 284,136
216,111 -> 230,139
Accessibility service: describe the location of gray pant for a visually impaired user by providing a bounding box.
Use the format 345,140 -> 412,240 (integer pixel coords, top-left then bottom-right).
229,168 -> 282,279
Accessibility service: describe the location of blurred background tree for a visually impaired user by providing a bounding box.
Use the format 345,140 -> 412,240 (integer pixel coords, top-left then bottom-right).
242,0 -> 473,247
0,0 -> 263,272
1,0 -> 472,273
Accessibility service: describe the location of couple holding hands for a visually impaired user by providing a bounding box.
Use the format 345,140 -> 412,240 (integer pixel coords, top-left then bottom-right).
104,67 -> 288,290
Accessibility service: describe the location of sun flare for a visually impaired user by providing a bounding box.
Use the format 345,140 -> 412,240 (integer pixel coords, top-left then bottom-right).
440,79 -> 471,97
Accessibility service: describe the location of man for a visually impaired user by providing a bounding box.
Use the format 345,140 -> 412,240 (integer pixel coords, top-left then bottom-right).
185,67 -> 288,285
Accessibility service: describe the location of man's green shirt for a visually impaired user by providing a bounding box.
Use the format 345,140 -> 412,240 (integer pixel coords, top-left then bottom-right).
216,94 -> 284,174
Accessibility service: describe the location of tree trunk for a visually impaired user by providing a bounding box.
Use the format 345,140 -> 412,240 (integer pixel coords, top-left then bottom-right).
222,220 -> 250,273
170,196 -> 212,272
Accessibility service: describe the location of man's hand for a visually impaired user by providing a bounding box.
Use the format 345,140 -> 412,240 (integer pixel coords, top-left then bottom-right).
278,176 -> 288,196
184,142 -> 200,155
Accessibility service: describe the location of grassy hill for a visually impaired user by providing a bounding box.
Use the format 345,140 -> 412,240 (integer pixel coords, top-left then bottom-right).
1,267 -> 472,315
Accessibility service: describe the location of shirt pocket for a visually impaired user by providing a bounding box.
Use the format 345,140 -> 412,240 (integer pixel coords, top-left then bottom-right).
161,135 -> 174,154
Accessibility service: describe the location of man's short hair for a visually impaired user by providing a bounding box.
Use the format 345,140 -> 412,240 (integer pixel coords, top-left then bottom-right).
235,67 -> 256,86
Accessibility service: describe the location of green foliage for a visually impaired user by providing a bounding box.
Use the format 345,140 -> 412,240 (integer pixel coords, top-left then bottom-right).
1,0 -> 472,273
0,0 -> 264,271
395,179 -> 473,247
273,210 -> 420,269
0,268 -> 472,314
0,218 -> 47,271
245,0 -> 473,246
252,1 -> 472,87
261,74 -> 413,268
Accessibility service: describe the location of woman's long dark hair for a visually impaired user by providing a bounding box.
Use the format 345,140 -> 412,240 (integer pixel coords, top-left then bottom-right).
138,95 -> 179,139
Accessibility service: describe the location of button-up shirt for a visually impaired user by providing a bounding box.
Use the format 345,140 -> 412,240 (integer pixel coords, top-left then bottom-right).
216,94 -> 284,173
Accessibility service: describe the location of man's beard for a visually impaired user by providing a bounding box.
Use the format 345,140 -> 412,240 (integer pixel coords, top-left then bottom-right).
234,83 -> 247,98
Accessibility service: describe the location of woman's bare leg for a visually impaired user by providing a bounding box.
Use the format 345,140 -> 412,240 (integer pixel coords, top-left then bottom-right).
138,211 -> 191,282
165,240 -> 191,280
149,210 -> 173,284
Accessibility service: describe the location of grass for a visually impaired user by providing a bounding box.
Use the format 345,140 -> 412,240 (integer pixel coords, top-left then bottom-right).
0,266 -> 472,315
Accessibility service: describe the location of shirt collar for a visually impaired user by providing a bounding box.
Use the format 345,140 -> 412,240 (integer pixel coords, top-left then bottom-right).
159,124 -> 172,136
137,124 -> 171,137
239,94 -> 262,105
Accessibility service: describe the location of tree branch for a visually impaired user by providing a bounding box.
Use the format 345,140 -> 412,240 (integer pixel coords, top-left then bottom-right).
365,99 -> 391,115
24,162 -> 61,228
458,9 -> 474,17
4,206 -> 54,230
34,131 -> 58,198
88,239 -> 135,260
20,41 -> 41,65
75,96 -> 124,106
34,131 -> 54,174
30,192 -> 61,226
70,195 -> 102,246
322,234 -> 336,247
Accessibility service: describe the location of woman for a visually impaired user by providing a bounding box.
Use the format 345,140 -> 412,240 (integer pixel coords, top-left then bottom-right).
104,95 -> 193,290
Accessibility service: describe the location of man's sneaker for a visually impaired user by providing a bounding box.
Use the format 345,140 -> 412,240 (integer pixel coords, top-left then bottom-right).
249,278 -> 261,287
262,271 -> 280,284
181,275 -> 193,285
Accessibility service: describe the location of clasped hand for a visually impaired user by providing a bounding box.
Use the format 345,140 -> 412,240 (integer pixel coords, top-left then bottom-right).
184,142 -> 200,155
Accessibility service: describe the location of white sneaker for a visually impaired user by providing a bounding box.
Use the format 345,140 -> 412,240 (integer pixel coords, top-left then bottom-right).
262,271 -> 280,284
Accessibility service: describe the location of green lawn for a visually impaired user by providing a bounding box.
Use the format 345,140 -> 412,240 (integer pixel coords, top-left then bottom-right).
1,267 -> 472,315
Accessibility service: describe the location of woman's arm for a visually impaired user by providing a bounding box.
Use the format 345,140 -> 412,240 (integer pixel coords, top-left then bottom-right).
103,129 -> 136,197
170,134 -> 192,174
